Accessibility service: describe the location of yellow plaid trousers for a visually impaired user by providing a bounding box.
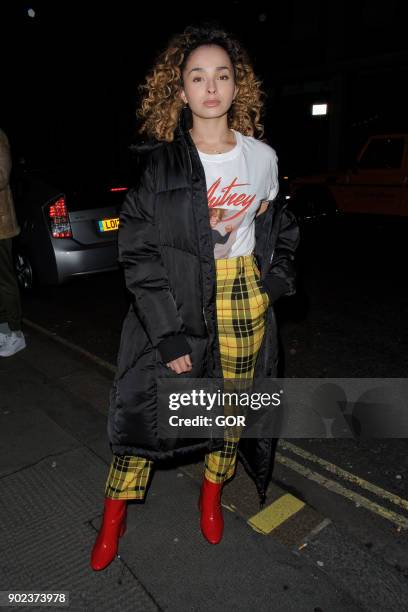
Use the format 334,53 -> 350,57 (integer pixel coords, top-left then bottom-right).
104,253 -> 269,500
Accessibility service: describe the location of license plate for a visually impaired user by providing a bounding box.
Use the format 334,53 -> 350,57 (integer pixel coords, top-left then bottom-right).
98,217 -> 119,232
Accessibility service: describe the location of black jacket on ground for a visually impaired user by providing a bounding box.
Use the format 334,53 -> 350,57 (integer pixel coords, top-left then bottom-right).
107,109 -> 300,506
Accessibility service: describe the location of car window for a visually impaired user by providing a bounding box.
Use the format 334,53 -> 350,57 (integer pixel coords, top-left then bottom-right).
358,137 -> 405,169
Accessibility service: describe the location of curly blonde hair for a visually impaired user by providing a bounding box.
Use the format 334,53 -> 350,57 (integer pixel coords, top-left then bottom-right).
136,24 -> 266,142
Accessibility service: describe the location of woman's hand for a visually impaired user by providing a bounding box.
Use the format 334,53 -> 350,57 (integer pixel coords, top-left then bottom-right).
166,354 -> 193,374
256,201 -> 269,217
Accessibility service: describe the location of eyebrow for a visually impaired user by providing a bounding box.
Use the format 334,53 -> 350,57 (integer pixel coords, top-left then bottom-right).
188,66 -> 231,75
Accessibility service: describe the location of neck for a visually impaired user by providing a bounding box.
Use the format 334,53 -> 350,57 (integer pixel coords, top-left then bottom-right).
189,116 -> 232,145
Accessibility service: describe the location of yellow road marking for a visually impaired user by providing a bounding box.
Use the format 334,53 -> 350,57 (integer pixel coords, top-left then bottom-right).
279,440 -> 408,512
24,317 -> 408,532
248,493 -> 305,534
276,452 -> 408,530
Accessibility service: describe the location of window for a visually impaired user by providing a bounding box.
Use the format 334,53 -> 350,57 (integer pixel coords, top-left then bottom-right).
358,138 -> 404,169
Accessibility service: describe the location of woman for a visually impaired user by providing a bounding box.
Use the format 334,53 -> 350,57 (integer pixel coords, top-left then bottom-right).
91,24 -> 299,571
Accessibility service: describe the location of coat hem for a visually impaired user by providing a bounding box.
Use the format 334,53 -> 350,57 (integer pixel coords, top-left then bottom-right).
110,437 -> 225,462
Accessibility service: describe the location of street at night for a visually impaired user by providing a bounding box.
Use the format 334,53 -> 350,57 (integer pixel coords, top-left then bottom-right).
9,216 -> 406,610
2,2 -> 408,611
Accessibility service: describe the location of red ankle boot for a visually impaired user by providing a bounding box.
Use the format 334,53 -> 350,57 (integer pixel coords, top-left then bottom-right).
90,498 -> 127,571
198,477 -> 224,544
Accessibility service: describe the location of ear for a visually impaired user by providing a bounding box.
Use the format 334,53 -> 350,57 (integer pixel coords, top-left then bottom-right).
233,84 -> 238,101
179,89 -> 188,105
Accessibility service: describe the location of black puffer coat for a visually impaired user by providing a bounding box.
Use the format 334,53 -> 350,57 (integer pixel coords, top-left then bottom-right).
107,110 -> 300,506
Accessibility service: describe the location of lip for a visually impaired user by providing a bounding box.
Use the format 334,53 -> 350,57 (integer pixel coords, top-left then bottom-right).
203,100 -> 221,107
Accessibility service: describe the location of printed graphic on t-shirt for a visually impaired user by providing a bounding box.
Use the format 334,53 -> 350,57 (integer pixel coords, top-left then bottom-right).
208,176 -> 257,259
198,129 -> 279,259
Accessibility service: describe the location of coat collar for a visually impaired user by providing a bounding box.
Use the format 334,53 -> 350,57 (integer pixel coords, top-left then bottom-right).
129,139 -> 164,154
128,106 -> 190,155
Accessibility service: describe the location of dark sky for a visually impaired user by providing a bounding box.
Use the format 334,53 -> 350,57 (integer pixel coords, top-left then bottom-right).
2,1 -> 278,159
2,1 -> 408,173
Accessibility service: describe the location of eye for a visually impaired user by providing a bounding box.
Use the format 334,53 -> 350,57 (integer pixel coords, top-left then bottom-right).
192,76 -> 202,82
219,74 -> 229,80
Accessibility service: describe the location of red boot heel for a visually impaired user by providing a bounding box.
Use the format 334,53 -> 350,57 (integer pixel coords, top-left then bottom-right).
119,518 -> 127,538
90,498 -> 127,571
198,477 -> 224,545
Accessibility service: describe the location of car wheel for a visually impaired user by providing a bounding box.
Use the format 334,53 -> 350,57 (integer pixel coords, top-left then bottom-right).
14,252 -> 34,291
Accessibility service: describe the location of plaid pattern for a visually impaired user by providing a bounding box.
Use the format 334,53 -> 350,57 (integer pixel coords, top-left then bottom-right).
105,253 -> 269,499
105,455 -> 153,500
204,254 -> 269,483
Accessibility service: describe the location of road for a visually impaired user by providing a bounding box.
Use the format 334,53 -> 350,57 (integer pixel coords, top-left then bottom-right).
20,214 -> 408,609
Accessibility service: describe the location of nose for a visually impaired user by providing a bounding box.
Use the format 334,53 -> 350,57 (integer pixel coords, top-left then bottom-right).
207,78 -> 216,94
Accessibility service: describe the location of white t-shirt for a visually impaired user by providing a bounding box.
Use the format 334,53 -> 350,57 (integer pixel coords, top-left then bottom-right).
197,129 -> 279,259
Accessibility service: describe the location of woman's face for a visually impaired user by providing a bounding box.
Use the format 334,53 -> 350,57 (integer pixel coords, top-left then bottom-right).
180,44 -> 237,120
209,209 -> 220,227
209,207 -> 224,227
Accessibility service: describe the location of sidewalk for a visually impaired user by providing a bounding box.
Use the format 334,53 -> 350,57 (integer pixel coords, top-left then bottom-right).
0,326 -> 361,611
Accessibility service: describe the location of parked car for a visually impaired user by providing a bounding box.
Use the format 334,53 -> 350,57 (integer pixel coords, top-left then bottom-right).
277,170 -> 342,229
289,133 -> 408,218
12,162 -> 131,290
11,156 -> 341,292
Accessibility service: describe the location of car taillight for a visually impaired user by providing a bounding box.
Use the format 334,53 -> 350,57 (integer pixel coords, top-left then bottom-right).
109,186 -> 128,192
48,196 -> 73,238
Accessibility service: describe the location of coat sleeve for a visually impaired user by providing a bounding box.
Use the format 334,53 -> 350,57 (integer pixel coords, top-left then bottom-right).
118,156 -> 192,363
261,206 -> 300,304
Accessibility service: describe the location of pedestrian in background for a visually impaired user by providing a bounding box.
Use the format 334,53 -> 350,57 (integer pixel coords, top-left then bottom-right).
0,128 -> 26,357
91,24 -> 299,571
